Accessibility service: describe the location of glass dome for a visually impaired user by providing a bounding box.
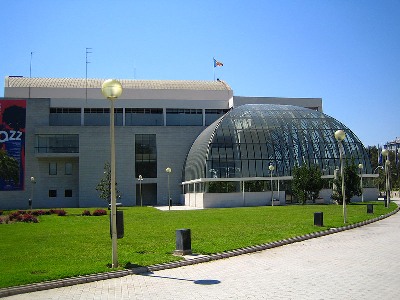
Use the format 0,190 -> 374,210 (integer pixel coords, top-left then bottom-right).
184,104 -> 371,181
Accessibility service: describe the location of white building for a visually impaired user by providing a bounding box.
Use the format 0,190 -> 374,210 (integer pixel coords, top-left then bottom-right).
0,77 -> 374,209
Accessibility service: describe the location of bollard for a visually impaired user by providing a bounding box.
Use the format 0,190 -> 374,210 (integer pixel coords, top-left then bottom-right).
314,212 -> 323,227
367,204 -> 374,214
174,229 -> 192,255
110,210 -> 124,239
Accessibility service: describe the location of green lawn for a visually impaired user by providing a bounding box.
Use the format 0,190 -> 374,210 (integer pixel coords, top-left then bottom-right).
0,202 -> 396,289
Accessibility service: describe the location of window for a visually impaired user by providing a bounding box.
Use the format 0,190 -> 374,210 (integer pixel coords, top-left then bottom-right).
65,189 -> 72,197
36,134 -> 79,153
49,190 -> 57,197
135,134 -> 157,178
166,108 -> 203,126
205,109 -> 230,125
49,162 -> 57,175
125,108 -> 163,126
84,108 -> 110,126
49,108 -> 81,126
65,163 -> 72,175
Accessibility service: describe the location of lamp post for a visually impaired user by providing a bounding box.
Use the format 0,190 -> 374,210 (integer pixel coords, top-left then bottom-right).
269,164 -> 275,206
29,176 -> 36,209
165,167 -> 172,210
374,166 -> 384,196
334,129 -> 346,223
382,148 -> 390,207
358,163 -> 364,202
138,175 -> 143,207
101,79 -> 123,268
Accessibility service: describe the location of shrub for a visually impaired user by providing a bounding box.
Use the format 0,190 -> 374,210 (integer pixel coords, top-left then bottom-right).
82,210 -> 91,216
21,214 -> 38,223
9,211 -> 22,221
0,210 -> 3,216
4,211 -> 38,224
92,209 -> 107,216
1,215 -> 11,224
49,209 -> 67,216
56,210 -> 67,216
31,210 -> 47,216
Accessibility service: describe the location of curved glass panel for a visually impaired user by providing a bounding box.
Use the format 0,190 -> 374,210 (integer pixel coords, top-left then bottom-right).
184,104 -> 372,181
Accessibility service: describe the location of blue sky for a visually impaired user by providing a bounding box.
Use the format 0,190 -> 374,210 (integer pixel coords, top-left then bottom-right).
1,0 -> 399,147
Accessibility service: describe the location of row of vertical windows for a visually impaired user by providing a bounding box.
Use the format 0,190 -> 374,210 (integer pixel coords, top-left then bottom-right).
50,108 -> 81,113
50,107 -> 230,126
36,135 -> 79,153
166,109 -> 202,114
126,108 -> 163,114
48,162 -> 73,175
51,108 -> 228,114
49,189 -> 72,197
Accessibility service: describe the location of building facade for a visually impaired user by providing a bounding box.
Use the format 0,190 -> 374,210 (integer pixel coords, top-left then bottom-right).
0,77 -> 374,209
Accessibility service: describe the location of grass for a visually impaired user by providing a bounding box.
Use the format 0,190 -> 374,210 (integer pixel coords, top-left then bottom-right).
0,202 -> 396,289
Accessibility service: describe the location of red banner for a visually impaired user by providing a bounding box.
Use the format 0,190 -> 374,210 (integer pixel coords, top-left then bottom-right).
0,100 -> 26,191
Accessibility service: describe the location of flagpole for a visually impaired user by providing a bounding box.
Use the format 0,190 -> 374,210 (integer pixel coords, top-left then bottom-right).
213,57 -> 215,81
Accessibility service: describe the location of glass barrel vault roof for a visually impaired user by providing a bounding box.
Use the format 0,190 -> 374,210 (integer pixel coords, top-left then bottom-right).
184,104 -> 372,181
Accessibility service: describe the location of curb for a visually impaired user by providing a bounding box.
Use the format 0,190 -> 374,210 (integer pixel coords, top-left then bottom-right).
1,205 -> 399,298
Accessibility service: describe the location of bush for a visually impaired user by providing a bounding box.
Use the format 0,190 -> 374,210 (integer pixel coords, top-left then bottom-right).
56,210 -> 67,216
82,210 -> 91,216
21,214 -> 38,223
0,215 -> 11,224
4,211 -> 38,224
0,210 -> 3,216
92,209 -> 107,216
31,210 -> 47,216
49,209 -> 67,216
9,211 -> 22,221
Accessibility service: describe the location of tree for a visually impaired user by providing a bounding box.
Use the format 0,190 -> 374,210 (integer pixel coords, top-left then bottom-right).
292,164 -> 324,204
0,149 -> 19,184
95,162 -> 122,204
331,158 -> 361,204
367,145 -> 400,191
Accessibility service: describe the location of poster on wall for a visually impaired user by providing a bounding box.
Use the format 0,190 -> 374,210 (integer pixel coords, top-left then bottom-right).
0,100 -> 26,191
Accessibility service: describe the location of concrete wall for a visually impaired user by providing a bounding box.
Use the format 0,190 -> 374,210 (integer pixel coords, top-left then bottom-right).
233,96 -> 323,112
184,191 -> 285,208
183,187 -> 379,209
0,97 -> 204,209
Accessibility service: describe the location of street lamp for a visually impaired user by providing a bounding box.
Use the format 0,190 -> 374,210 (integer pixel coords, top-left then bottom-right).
382,148 -> 390,207
358,163 -> 364,202
101,79 -> 123,268
29,176 -> 36,209
334,129 -> 346,223
166,167 -> 172,210
138,175 -> 143,207
269,164 -> 275,206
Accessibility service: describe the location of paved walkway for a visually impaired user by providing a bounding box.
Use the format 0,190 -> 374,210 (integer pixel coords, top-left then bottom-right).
4,201 -> 400,299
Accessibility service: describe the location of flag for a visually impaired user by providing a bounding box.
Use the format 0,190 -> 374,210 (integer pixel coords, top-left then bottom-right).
213,58 -> 223,67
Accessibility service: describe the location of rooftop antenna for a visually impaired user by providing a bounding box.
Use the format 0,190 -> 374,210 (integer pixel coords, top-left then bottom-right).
29,52 -> 34,78
29,51 -> 34,98
85,48 -> 92,103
